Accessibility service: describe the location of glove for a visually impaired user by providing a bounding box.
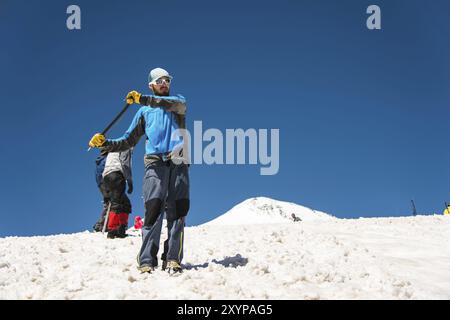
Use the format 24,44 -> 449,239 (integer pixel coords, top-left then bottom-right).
127,181 -> 133,194
126,91 -> 142,104
89,133 -> 106,148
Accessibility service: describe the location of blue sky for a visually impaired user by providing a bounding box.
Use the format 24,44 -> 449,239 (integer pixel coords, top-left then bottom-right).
1,0 -> 449,237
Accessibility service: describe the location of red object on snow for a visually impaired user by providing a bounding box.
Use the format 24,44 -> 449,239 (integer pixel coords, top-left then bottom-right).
134,216 -> 144,230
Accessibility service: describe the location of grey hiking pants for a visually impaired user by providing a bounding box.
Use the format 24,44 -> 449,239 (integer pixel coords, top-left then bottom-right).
138,160 -> 189,267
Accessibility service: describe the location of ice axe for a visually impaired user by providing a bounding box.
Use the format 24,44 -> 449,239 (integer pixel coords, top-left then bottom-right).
87,102 -> 132,151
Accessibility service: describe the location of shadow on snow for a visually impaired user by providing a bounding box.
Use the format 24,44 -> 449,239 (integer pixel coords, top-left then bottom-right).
183,254 -> 249,270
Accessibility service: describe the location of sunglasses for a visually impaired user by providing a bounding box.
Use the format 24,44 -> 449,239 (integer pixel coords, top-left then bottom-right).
155,78 -> 171,85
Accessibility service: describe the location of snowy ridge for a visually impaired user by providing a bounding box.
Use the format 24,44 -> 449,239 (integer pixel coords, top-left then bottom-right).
203,197 -> 333,226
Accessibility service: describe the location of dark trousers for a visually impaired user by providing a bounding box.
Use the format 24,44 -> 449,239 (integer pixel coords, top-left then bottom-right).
93,171 -> 131,232
138,161 -> 189,267
161,201 -> 184,263
101,171 -> 131,213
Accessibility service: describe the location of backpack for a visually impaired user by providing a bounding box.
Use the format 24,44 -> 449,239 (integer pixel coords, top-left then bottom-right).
95,153 -> 108,188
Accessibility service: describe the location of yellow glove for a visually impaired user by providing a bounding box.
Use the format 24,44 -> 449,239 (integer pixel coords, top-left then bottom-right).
89,133 -> 106,148
126,91 -> 142,104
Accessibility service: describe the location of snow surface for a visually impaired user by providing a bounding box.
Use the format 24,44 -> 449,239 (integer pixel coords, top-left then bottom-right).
1,197 -> 450,300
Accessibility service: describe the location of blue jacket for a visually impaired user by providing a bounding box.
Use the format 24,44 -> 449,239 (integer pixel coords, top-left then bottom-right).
102,94 -> 186,155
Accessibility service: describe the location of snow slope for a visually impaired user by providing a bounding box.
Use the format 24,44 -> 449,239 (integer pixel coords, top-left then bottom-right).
1,197 -> 450,300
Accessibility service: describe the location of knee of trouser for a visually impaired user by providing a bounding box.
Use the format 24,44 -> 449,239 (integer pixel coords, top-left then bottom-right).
122,200 -> 132,214
175,199 -> 190,219
144,198 -> 163,227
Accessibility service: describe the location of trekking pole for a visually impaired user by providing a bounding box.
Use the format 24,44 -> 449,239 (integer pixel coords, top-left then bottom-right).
102,202 -> 112,235
88,102 -> 131,151
411,200 -> 417,217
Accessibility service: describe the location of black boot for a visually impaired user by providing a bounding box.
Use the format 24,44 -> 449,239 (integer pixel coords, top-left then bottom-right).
107,225 -> 127,239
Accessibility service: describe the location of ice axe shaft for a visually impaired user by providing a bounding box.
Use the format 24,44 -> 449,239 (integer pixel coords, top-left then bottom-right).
88,102 -> 131,151
102,202 -> 112,235
100,102 -> 132,136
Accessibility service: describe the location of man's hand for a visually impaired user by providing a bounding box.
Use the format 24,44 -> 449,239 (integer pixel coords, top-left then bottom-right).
126,91 -> 142,105
89,133 -> 106,148
127,182 -> 133,194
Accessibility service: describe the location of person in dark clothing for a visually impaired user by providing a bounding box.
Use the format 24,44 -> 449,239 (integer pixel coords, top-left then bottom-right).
93,149 -> 134,239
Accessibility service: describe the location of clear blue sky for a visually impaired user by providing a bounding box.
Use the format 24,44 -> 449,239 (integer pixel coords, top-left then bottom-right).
1,0 -> 449,237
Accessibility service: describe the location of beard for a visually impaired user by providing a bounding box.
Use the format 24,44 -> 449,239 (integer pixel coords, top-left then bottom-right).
154,86 -> 170,96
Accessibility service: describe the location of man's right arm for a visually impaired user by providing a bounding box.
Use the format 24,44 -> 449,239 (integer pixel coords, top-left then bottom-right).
101,109 -> 146,153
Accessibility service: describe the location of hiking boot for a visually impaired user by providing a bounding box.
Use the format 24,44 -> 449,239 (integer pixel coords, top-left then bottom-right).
107,225 -> 127,239
166,260 -> 182,274
93,220 -> 107,233
137,264 -> 154,274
